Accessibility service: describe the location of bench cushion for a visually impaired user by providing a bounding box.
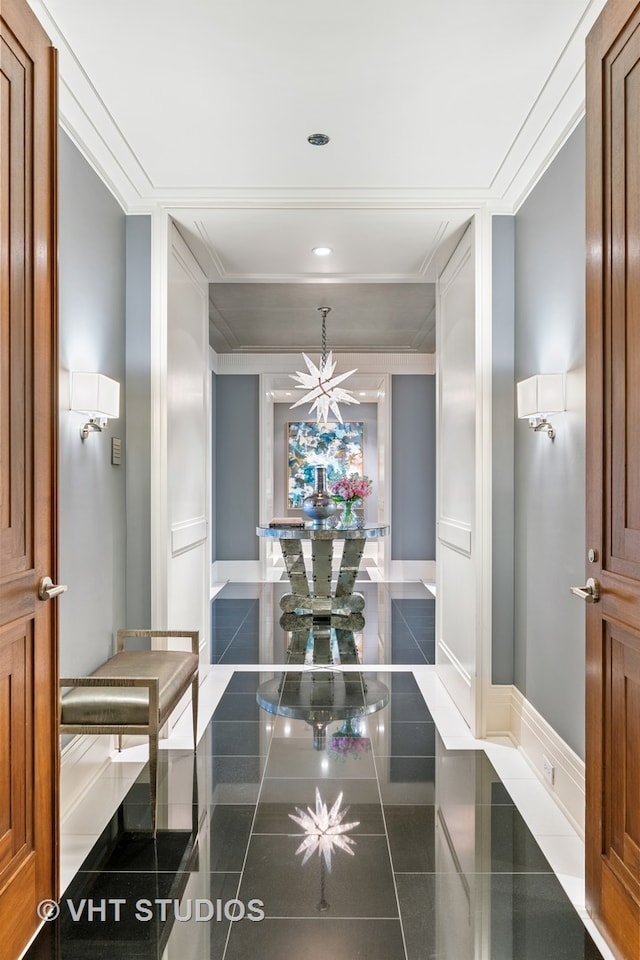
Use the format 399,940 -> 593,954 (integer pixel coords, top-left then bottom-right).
60,650 -> 198,726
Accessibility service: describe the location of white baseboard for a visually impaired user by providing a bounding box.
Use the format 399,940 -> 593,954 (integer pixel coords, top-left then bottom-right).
60,733 -> 115,825
388,560 -> 436,581
486,684 -> 585,837
211,559 -> 263,582
484,682 -> 513,736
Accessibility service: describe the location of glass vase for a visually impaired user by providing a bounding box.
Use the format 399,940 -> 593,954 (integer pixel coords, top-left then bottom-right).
339,500 -> 358,528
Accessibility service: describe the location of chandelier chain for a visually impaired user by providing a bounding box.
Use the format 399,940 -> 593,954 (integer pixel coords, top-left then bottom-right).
320,307 -> 329,367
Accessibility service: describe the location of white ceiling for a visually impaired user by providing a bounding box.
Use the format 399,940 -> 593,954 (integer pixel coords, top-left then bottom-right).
30,0 -> 606,353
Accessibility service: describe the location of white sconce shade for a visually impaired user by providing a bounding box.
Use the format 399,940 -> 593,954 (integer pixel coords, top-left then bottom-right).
517,373 -> 565,440
70,372 -> 120,418
70,372 -> 120,440
517,374 -> 564,419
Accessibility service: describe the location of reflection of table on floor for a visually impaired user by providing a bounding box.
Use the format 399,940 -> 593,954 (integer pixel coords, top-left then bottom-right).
256,670 -> 389,749
256,523 -> 389,616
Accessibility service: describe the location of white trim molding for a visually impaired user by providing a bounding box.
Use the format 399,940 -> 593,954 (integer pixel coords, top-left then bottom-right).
388,560 -> 436,582
485,684 -> 585,837
212,351 -> 435,376
171,516 -> 207,556
211,560 -> 264,583
438,518 -> 472,555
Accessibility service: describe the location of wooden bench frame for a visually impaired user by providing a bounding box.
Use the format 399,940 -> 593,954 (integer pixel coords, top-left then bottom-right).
60,629 -> 199,834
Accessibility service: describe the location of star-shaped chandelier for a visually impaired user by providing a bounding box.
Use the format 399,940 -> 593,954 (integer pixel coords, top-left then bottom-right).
289,306 -> 359,423
289,787 -> 359,873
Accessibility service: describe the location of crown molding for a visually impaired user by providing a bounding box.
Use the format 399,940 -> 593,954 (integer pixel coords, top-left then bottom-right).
493,0 -> 607,211
31,0 -> 606,216
211,352 -> 435,376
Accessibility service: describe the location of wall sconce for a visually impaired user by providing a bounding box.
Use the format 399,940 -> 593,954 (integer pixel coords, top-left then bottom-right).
517,373 -> 564,440
70,372 -> 120,440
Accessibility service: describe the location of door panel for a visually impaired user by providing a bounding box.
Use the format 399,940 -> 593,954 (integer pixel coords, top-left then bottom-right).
0,1 -> 58,957
608,627 -> 640,888
586,1 -> 640,955
1,22 -> 31,574
0,625 -> 30,874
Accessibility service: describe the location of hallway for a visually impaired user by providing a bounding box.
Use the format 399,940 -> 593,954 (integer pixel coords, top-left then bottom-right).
23,584 -> 613,959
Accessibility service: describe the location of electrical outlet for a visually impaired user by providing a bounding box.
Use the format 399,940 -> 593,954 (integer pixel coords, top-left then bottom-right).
542,754 -> 555,786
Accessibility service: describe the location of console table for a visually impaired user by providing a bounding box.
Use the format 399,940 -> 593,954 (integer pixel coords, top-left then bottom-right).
256,522 -> 389,616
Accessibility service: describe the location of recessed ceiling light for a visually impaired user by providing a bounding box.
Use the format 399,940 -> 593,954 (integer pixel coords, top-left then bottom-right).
307,133 -> 330,146
359,392 -> 367,397
312,246 -> 332,256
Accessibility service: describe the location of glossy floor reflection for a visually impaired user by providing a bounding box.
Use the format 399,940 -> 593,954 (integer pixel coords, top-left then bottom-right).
210,581 -> 435,665
24,586 -> 611,959
27,662 -> 606,960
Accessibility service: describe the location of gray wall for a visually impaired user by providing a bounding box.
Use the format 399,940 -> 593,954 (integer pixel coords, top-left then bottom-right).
214,375 -> 260,560
125,216 -> 152,627
514,121 -> 587,757
492,217 -> 516,684
58,130 -> 127,677
391,375 -> 436,561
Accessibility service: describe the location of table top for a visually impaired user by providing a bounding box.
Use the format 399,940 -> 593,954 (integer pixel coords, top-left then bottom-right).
257,522 -> 389,540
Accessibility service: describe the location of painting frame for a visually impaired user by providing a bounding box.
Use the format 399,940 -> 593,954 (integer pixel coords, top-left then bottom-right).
286,421 -> 365,511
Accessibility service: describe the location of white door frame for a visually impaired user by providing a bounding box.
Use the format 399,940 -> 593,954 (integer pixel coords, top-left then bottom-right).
150,211 -> 211,663
436,211 -> 493,738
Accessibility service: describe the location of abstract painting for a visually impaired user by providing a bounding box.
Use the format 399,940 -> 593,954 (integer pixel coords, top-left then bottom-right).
287,421 -> 364,509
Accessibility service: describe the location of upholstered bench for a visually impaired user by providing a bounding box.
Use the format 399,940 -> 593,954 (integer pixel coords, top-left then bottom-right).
60,629 -> 199,834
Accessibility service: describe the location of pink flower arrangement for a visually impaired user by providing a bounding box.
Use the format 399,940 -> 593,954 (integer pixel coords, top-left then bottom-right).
328,735 -> 371,760
329,473 -> 372,503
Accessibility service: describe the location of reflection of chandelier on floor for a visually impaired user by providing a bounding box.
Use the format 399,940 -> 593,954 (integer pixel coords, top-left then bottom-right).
289,306 -> 359,423
289,787 -> 359,911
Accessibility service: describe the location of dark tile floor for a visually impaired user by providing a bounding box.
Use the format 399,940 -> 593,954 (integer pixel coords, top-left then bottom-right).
211,581 -> 436,665
24,585 -> 605,959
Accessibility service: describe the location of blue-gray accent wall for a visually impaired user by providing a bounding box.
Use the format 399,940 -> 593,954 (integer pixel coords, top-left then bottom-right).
492,216 -> 516,685
58,130 -> 127,677
514,120 -> 586,757
391,375 -> 436,561
214,375 -> 260,560
125,216 -> 152,628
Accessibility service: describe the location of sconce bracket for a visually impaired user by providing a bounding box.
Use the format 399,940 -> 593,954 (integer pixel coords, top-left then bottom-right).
80,417 -> 108,441
530,417 -> 555,440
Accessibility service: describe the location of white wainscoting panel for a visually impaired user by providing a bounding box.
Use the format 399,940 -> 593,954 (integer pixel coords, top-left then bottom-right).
436,224 -> 477,731
438,518 -> 472,555
165,224 -> 210,658
171,517 -> 207,555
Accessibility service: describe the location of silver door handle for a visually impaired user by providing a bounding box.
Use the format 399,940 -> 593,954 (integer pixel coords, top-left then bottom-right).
570,577 -> 600,603
38,576 -> 68,601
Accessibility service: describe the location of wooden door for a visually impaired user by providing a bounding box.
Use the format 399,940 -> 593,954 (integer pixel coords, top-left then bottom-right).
586,2 -> 640,956
0,1 -> 58,957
